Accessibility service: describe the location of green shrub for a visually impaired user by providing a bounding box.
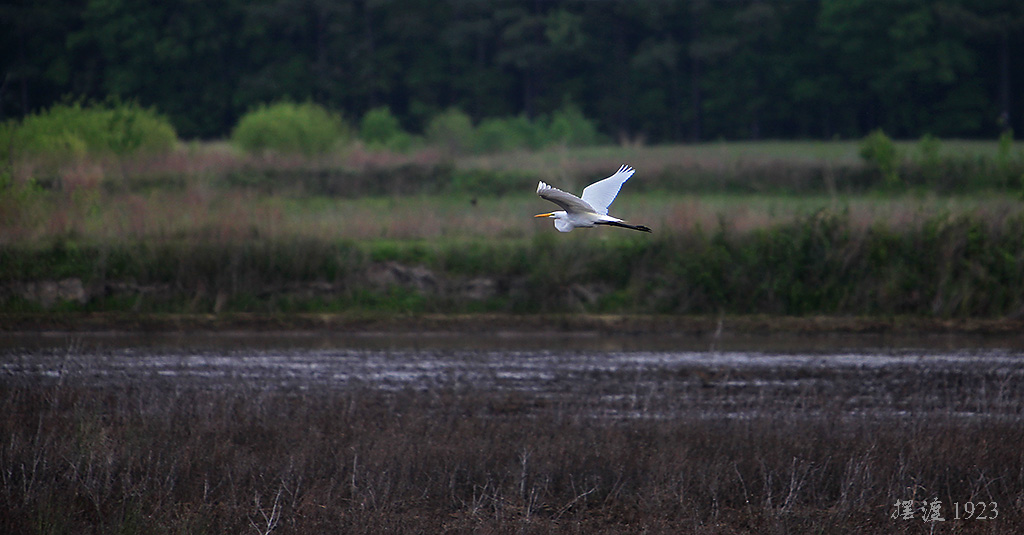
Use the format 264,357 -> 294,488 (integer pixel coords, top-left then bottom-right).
997,129 -> 1014,164
231,101 -> 348,156
479,115 -> 556,153
916,133 -> 941,166
471,110 -> 602,154
912,133 -> 943,185
548,103 -> 601,147
359,106 -> 415,151
859,129 -> 901,188
474,117 -> 528,153
420,105 -> 601,155
425,108 -> 474,155
2,100 -> 177,160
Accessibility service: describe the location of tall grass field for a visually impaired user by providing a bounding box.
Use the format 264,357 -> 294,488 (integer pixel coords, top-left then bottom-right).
2,128 -> 1024,318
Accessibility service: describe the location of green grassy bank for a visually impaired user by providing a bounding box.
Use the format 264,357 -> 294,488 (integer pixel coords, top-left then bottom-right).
3,211 -> 1022,318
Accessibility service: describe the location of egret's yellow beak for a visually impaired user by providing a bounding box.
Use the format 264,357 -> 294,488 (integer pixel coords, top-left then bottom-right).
534,212 -> 553,218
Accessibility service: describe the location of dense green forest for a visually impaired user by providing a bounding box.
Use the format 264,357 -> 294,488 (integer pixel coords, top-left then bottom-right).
3,0 -> 1023,141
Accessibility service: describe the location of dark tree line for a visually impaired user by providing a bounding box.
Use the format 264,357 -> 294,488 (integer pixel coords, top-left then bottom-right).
3,0 -> 1023,141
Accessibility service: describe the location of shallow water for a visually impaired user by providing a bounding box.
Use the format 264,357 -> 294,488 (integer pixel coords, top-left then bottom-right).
3,331 -> 1024,421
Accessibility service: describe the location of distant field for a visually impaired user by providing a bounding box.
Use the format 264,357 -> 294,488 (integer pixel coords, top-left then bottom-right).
4,184 -> 1023,243
462,139 -> 1024,168
460,139 -> 1024,180
3,139 -> 1023,243
3,141 -> 1023,317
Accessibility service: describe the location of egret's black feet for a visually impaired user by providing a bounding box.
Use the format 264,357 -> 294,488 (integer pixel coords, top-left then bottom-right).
598,221 -> 652,233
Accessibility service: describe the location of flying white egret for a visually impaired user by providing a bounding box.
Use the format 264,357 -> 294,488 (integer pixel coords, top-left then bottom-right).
534,164 -> 651,233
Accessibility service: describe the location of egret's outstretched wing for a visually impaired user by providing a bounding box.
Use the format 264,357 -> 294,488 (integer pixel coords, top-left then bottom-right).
580,164 -> 635,215
537,181 -> 595,214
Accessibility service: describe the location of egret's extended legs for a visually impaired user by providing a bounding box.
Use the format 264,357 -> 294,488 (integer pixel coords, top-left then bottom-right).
596,221 -> 652,233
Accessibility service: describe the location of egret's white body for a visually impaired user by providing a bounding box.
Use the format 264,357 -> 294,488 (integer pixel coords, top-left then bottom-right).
534,164 -> 651,233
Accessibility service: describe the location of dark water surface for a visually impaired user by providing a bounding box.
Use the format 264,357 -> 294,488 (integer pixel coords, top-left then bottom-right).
4,330 -> 1024,421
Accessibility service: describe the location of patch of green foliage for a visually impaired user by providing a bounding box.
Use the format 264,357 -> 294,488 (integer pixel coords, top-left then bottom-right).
473,115 -> 546,153
900,131 -> 1024,195
425,108 -> 476,155
358,106 -> 416,151
859,129 -> 901,188
473,105 -> 601,154
548,103 -> 603,147
425,105 -> 604,156
231,101 -> 349,156
0,100 -> 177,160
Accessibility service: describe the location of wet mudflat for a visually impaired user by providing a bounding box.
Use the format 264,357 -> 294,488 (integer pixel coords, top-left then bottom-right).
5,330 -> 1024,421
3,330 -> 1024,533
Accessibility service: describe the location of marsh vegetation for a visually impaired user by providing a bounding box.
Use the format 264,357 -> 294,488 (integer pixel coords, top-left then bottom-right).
3,337 -> 1023,534
3,111 -> 1024,319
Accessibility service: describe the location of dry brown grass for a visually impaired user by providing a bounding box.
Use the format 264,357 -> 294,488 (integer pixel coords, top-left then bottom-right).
2,376 -> 1021,534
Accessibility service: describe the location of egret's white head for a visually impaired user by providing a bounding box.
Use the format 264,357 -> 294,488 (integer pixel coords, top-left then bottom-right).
533,210 -> 566,220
